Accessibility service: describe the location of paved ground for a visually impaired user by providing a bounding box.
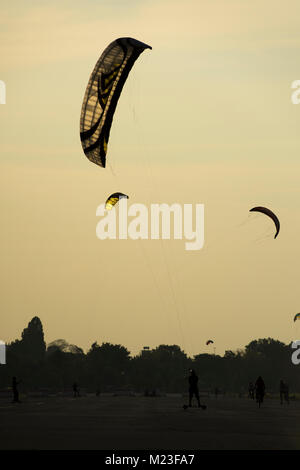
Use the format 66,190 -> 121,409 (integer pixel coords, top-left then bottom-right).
0,395 -> 299,449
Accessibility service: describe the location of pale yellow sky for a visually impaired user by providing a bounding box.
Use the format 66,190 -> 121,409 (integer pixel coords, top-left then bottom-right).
1,0 -> 300,356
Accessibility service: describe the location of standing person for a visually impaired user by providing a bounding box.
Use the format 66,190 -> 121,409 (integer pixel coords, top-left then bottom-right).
255,376 -> 265,406
12,377 -> 21,403
280,380 -> 289,405
284,382 -> 290,404
188,369 -> 206,409
73,382 -> 80,397
280,379 -> 285,405
248,382 -> 255,400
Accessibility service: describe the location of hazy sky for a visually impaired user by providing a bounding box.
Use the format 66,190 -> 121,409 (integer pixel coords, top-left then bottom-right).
1,0 -> 300,356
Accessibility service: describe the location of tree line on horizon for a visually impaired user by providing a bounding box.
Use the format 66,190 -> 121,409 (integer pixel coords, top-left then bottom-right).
0,317 -> 299,394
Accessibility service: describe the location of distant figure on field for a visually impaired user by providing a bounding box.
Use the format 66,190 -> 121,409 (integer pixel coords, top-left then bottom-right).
284,382 -> 290,404
248,382 -> 255,400
188,369 -> 206,409
255,376 -> 265,405
280,380 -> 289,405
214,387 -> 219,399
73,382 -> 80,397
12,376 -> 21,403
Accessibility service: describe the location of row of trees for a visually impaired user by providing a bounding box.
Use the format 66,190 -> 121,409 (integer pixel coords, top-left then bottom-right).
1,317 -> 299,393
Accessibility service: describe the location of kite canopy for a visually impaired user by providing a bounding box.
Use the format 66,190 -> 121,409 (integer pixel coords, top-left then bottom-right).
105,192 -> 128,210
206,340 -> 214,345
249,206 -> 280,239
80,37 -> 152,168
294,313 -> 300,322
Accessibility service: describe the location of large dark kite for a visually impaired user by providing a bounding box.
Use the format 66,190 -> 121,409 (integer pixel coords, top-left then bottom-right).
80,37 -> 152,168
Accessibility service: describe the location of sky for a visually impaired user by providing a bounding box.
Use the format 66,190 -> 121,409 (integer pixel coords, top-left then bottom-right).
1,0 -> 300,357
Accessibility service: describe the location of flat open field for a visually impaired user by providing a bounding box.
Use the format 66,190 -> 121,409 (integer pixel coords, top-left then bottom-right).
0,395 -> 299,450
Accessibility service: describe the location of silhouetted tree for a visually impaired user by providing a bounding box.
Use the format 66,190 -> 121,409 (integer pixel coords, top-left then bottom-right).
1,318 -> 299,394
20,316 -> 46,363
86,342 -> 131,391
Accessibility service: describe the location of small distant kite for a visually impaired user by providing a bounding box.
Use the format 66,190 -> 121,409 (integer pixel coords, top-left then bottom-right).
294,313 -> 300,322
105,192 -> 128,210
206,340 -> 214,345
249,206 -> 280,239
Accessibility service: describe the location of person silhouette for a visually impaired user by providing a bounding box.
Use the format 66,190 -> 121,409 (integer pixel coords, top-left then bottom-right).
280,379 -> 285,405
255,376 -> 265,405
188,369 -> 206,409
280,380 -> 289,405
284,382 -> 290,404
12,376 -> 21,403
73,382 -> 80,397
248,382 -> 255,400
